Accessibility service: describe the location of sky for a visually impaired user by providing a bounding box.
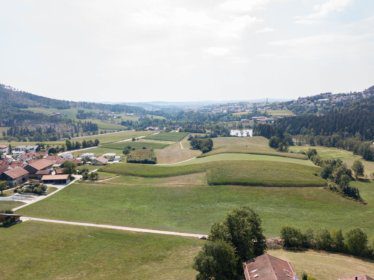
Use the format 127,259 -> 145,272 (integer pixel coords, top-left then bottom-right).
0,0 -> 374,102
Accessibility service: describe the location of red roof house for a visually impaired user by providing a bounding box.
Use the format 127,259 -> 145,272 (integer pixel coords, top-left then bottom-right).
0,167 -> 29,186
25,159 -> 54,174
243,254 -> 296,280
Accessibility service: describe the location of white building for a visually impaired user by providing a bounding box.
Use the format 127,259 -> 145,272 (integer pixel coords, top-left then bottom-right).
230,129 -> 253,137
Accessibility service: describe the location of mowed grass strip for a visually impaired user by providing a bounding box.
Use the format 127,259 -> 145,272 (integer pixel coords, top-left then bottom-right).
145,132 -> 189,142
203,136 -> 307,160
0,221 -> 202,280
0,201 -> 24,211
17,179 -> 374,239
102,160 -> 324,187
207,162 -> 324,187
269,249 -> 374,280
102,141 -> 169,151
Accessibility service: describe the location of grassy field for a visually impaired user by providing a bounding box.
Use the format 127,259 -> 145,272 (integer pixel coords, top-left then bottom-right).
102,141 -> 169,151
290,145 -> 374,178
156,137 -> 201,164
19,176 -> 374,238
0,201 -> 24,211
101,160 -> 323,187
86,119 -> 126,131
0,221 -> 202,280
182,153 -> 314,166
204,136 -> 307,159
145,132 -> 189,142
270,249 -> 374,279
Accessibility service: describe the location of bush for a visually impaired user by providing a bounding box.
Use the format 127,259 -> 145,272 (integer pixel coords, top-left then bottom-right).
190,137 -> 213,153
346,228 -> 368,257
352,160 -> 365,178
281,226 -> 305,249
16,182 -> 47,195
281,226 -> 373,259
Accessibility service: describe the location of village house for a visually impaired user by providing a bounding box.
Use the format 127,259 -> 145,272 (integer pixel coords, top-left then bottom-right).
25,159 -> 54,178
0,167 -> 29,187
102,153 -> 116,161
243,254 -> 296,280
92,156 -> 108,166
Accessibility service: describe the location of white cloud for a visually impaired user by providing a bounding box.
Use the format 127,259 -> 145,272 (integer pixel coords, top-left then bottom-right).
256,27 -> 275,33
218,0 -> 269,14
295,0 -> 354,24
203,47 -> 231,57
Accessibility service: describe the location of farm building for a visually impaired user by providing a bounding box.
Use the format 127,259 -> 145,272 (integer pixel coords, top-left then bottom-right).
0,167 -> 29,187
42,174 -> 70,185
25,159 -> 54,176
230,129 -> 253,137
243,254 -> 296,280
92,156 -> 108,166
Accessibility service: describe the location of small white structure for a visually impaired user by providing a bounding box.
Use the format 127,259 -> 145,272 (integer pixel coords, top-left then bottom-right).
80,153 -> 95,161
61,153 -> 74,160
230,129 -> 253,137
102,153 -> 116,161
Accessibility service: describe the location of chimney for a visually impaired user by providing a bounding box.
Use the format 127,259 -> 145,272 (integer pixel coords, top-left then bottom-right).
355,277 -> 358,280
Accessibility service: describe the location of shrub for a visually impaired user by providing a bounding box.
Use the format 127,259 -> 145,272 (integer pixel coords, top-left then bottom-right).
190,137 -> 213,153
346,228 -> 368,257
352,160 -> 365,178
280,226 -> 305,249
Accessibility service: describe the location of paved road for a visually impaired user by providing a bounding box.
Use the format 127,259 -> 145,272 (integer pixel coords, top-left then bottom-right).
21,217 -> 207,239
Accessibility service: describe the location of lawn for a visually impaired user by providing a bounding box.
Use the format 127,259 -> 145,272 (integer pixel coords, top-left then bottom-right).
18,177 -> 374,239
0,221 -> 202,280
290,145 -> 374,178
101,160 -> 324,187
182,153 -> 314,166
102,141 -> 169,151
0,201 -> 24,211
204,136 -> 307,159
269,249 -> 374,279
71,130 -> 152,144
145,132 -> 189,142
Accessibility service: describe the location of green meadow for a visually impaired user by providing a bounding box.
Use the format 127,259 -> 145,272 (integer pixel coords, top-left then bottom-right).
145,132 -> 189,142
0,221 -> 202,280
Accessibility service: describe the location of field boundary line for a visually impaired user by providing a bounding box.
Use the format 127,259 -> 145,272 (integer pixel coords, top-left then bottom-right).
21,217 -> 207,239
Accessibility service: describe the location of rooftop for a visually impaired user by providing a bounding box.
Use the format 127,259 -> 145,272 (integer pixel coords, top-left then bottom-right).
3,167 -> 29,180
27,159 -> 54,171
243,254 -> 296,280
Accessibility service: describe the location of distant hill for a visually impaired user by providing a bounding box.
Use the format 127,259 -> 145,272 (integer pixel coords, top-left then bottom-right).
0,84 -> 146,141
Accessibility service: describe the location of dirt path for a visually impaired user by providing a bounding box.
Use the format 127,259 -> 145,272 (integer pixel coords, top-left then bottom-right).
21,217 -> 207,239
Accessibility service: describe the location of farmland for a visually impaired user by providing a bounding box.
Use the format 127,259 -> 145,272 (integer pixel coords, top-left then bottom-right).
145,132 -> 189,142
203,136 -> 307,159
102,141 -> 169,151
155,137 -> 201,164
0,221 -> 202,280
17,177 -> 374,239
101,159 -> 323,186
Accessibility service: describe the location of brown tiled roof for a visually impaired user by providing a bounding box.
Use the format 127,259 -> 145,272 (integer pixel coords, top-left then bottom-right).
0,145 -> 7,149
95,156 -> 108,164
339,276 -> 374,280
4,167 -> 29,180
45,155 -> 66,165
35,170 -> 51,175
42,174 -> 69,181
243,254 -> 296,280
27,159 -> 54,171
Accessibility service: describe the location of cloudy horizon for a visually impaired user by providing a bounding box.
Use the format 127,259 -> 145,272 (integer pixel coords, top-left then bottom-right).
1,0 -> 373,102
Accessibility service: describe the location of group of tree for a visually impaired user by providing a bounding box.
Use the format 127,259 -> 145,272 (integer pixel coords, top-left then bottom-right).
65,139 -> 100,151
189,137 -> 214,153
16,182 -> 47,195
80,169 -> 99,181
306,149 -> 362,201
281,226 -> 374,259
194,207 -> 266,280
0,181 -> 7,196
268,133 -> 293,152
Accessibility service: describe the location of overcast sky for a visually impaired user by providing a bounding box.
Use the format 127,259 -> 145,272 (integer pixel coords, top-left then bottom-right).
1,0 -> 373,102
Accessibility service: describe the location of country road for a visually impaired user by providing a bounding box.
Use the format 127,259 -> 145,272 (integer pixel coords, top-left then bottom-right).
21,217 -> 208,239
